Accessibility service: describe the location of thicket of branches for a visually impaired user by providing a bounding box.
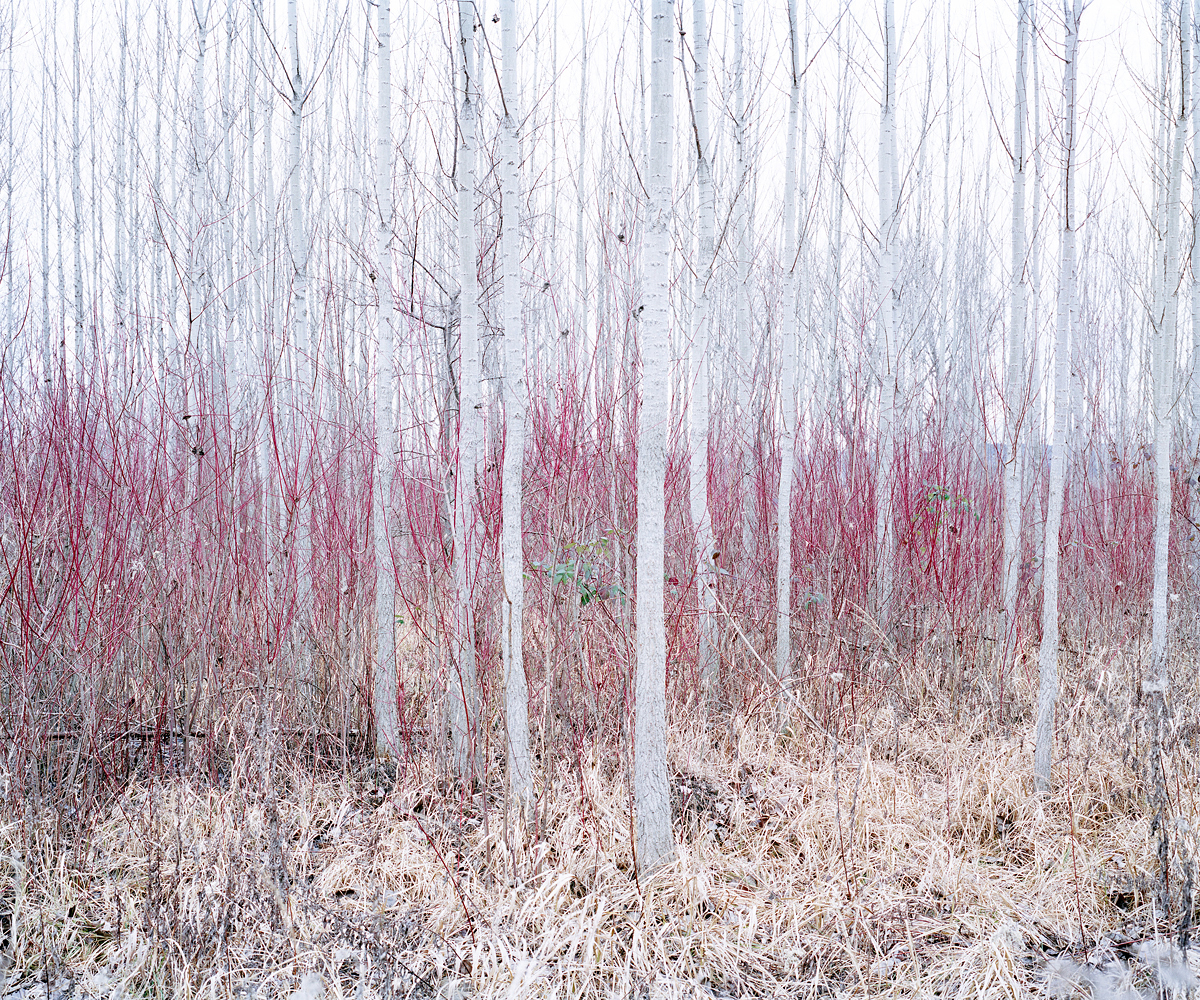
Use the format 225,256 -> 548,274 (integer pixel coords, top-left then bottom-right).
0,0 -> 1197,815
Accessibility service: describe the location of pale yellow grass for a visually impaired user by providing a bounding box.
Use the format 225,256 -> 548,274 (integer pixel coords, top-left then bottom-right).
1,674 -> 1198,999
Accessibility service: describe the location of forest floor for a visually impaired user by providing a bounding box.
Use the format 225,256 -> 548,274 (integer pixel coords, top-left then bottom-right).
2,663 -> 1200,999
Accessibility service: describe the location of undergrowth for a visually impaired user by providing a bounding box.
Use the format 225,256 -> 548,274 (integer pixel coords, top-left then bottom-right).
1,652 -> 1197,1000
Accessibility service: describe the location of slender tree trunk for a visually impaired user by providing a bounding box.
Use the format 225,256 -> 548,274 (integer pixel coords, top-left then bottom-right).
775,0 -> 800,701
169,0 -> 184,397
733,0 -> 753,570
286,0 -> 315,717
873,0 -> 898,629
634,0 -> 674,873
129,10 -> 141,388
249,0 -> 277,681
40,57 -> 51,380
72,0 -> 82,379
826,8 -> 849,422
89,49 -> 102,369
1149,0 -> 1187,844
1002,0 -> 1030,671
796,7 -> 810,431
1034,0 -> 1081,796
287,0 -> 308,393
1192,1 -> 1200,591
937,1 -> 951,397
575,0 -> 588,406
452,0 -> 482,779
4,11 -> 12,366
689,0 -> 718,698
1029,1 -> 1044,580
219,0 -> 236,413
152,4 -> 164,380
186,1 -> 207,493
373,0 -> 399,757
115,6 -> 127,352
500,0 -> 533,819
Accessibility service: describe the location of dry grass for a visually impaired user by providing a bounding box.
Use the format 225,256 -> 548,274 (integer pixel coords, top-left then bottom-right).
2,665 -> 1199,999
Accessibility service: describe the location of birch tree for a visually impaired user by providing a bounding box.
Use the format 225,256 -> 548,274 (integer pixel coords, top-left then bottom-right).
733,0 -> 753,566
288,0 -> 309,385
575,0 -> 588,398
937,3 -> 951,395
72,0 -> 82,377
452,0 -> 482,779
775,0 -> 801,698
1034,0 -> 1081,796
115,5 -> 128,342
1192,0 -> 1200,588
287,0 -> 315,711
1147,0 -> 1188,834
824,8 -> 850,421
1002,0 -> 1030,661
873,0 -> 898,628
187,2 -> 208,471
373,0 -> 399,756
500,0 -> 533,820
634,0 -> 674,873
689,0 -> 718,697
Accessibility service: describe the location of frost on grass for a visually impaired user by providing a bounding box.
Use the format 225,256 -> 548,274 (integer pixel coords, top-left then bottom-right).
1044,944 -> 1200,1000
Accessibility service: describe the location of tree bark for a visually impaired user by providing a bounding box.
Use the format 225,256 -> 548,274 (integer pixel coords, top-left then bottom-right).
733,0 -> 753,572
500,0 -> 533,820
1002,0 -> 1030,670
689,0 -> 718,699
1148,0 -> 1187,871
873,0 -> 898,629
72,0 -> 83,378
451,0 -> 482,780
287,0 -> 314,719
775,0 -> 801,702
1192,0 -> 1200,592
1034,0 -> 1081,797
634,0 -> 674,873
373,0 -> 399,757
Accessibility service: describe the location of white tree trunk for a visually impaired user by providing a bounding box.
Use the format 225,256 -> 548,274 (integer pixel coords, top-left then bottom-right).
287,0 -> 308,393
1034,0 -> 1081,796
1002,0 -> 1030,657
937,4 -> 951,396
248,0 -> 277,676
689,0 -> 718,698
635,0 -> 674,873
873,0 -> 898,629
500,0 -> 533,819
452,0 -> 482,779
733,0 -> 753,568
152,5 -> 164,379
128,11 -> 142,388
220,0 -> 237,411
825,12 -> 849,422
114,7 -> 127,347
373,0 -> 399,757
796,7 -> 810,432
72,0 -> 83,378
187,2 -> 207,471
1192,1 -> 1200,591
775,0 -> 800,698
1150,0 -> 1187,704
286,0 -> 314,716
40,57 -> 51,379
575,0 -> 588,406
